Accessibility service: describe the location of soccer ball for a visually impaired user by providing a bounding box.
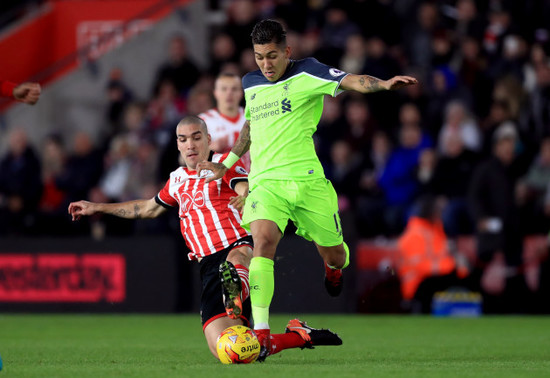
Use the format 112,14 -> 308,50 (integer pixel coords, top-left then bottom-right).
216,325 -> 261,364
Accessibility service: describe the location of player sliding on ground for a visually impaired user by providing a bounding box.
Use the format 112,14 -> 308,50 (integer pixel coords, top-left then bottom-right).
197,19 -> 418,361
68,115 -> 341,361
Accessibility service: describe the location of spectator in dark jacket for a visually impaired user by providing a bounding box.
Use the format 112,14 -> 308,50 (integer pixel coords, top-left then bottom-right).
0,128 -> 42,234
429,130 -> 479,236
378,104 -> 433,235
151,35 -> 201,97
55,131 -> 103,205
468,122 -> 523,268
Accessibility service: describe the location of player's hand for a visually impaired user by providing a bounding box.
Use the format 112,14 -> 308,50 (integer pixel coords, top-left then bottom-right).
228,195 -> 246,212
384,76 -> 418,90
13,82 -> 41,105
196,161 -> 227,183
68,200 -> 95,221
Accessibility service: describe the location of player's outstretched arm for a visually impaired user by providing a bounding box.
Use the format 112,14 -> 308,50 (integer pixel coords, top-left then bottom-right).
68,198 -> 165,221
198,121 -> 251,183
13,82 -> 41,105
340,74 -> 417,94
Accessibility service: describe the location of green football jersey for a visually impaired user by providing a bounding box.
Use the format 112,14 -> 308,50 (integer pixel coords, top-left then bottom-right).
242,57 -> 348,182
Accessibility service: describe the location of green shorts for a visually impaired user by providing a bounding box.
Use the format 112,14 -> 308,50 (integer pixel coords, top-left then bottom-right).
241,178 -> 344,247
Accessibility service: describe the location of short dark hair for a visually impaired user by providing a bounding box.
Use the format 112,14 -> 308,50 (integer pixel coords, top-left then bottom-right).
178,115 -> 208,133
250,19 -> 286,46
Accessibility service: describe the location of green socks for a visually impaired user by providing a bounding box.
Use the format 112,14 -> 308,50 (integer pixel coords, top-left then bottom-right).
249,256 -> 274,329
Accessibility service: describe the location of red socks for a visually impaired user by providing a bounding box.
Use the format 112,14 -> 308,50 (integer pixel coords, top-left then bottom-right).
268,332 -> 305,355
234,264 -> 250,301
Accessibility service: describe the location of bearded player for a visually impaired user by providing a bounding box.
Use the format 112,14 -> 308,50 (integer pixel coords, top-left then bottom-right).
68,115 -> 341,360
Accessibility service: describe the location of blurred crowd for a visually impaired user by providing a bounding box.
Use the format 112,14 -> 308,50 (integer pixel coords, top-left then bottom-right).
0,0 -> 44,29
2,0 -> 550,273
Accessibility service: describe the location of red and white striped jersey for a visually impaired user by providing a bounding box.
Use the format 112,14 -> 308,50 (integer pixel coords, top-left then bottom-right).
199,107 -> 251,171
155,152 -> 250,261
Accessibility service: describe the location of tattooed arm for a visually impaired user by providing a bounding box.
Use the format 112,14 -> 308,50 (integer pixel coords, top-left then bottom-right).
231,120 -> 251,157
340,74 -> 418,94
68,198 -> 166,221
197,120 -> 251,183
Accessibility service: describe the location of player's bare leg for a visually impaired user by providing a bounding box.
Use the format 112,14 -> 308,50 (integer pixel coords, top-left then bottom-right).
220,246 -> 253,319
249,219 -> 282,361
226,246 -> 252,266
204,316 -> 245,358
315,242 -> 350,297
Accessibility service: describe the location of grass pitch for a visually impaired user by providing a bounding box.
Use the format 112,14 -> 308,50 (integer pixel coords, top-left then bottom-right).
1,314 -> 549,377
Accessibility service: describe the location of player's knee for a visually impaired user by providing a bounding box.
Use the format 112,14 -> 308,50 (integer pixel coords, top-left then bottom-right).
327,256 -> 345,269
252,236 -> 278,258
227,246 -> 252,266
325,246 -> 347,269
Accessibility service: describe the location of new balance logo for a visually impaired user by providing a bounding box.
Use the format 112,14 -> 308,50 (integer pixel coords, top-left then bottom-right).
282,98 -> 292,113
